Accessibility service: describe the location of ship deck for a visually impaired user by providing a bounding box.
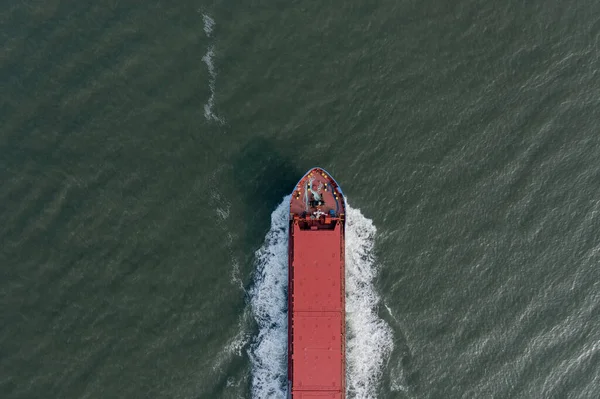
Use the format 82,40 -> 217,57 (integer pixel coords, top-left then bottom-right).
290,168 -> 345,230
288,167 -> 345,398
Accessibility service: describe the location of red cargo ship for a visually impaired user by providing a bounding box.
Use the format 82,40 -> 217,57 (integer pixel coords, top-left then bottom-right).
288,167 -> 346,399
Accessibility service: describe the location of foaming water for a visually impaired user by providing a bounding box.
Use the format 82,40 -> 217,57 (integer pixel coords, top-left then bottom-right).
201,14 -> 222,123
248,195 -> 290,397
208,172 -> 243,290
248,196 -> 393,398
345,206 -> 394,398
203,14 -> 215,36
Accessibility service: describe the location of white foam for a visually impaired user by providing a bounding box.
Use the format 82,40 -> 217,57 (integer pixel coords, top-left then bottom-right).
345,205 -> 394,398
201,15 -> 222,123
203,14 -> 215,37
248,196 -> 290,398
225,310 -> 251,357
248,197 -> 394,398
209,182 -> 242,290
212,311 -> 251,376
201,46 -> 222,123
229,241 -> 243,290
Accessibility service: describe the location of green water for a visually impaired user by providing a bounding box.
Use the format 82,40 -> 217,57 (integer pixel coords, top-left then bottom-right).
2,1 -> 600,398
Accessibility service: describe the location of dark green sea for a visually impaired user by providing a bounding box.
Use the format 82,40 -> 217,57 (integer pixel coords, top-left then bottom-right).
2,1 -> 600,398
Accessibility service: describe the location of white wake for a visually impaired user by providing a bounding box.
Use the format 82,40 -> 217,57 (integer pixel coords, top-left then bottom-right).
345,207 -> 394,398
201,14 -> 222,123
248,196 -> 393,398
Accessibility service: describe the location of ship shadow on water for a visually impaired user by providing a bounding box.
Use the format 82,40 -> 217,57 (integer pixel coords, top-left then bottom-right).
231,138 -> 301,283
230,138 -> 301,398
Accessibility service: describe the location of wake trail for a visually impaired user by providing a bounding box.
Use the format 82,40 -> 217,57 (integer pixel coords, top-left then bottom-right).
248,196 -> 394,398
201,14 -> 222,123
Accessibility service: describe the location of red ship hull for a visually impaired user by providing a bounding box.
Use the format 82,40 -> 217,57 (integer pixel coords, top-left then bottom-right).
288,167 -> 346,398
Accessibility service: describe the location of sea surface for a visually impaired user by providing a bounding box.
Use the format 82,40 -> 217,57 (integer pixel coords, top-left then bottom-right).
2,1 -> 600,398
